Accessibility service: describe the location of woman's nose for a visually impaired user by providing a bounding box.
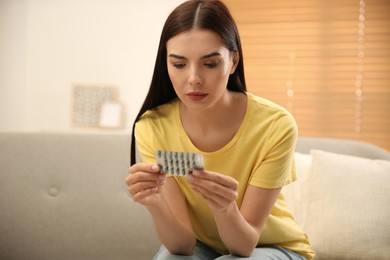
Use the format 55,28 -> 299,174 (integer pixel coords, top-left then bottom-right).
188,69 -> 202,86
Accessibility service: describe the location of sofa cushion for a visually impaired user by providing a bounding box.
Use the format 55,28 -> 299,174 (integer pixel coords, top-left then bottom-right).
0,133 -> 160,260
304,150 -> 390,259
283,152 -> 312,228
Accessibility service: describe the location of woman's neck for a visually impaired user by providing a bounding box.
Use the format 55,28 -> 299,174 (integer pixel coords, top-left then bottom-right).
179,91 -> 247,152
182,91 -> 245,125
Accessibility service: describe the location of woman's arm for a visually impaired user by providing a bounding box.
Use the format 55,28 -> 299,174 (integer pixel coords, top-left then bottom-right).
188,171 -> 281,257
148,178 -> 196,255
125,163 -> 196,255
217,185 -> 281,256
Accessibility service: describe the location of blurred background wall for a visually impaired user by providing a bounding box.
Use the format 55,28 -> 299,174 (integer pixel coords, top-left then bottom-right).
0,0 -> 184,132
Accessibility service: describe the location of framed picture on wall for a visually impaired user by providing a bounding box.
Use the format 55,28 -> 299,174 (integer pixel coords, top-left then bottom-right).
72,84 -> 119,128
98,101 -> 124,128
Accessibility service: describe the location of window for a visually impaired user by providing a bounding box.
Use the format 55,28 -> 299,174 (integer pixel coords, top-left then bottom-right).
225,0 -> 390,151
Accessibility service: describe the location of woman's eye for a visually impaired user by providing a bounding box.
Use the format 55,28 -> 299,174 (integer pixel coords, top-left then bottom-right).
204,62 -> 218,68
173,63 -> 186,69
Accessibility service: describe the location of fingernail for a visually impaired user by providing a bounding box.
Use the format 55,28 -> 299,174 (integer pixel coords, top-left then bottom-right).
152,186 -> 158,192
193,170 -> 201,176
152,165 -> 159,172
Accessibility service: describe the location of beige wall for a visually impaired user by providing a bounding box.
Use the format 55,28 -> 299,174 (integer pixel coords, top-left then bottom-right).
0,0 -> 184,132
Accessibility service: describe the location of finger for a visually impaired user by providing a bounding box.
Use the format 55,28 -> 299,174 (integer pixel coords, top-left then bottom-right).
126,172 -> 166,197
192,170 -> 238,189
128,180 -> 161,196
125,169 -> 165,186
192,181 -> 238,203
128,163 -> 160,175
132,187 -> 159,202
188,174 -> 238,199
191,184 -> 231,208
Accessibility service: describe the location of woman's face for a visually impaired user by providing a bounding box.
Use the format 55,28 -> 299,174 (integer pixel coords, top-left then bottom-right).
166,29 -> 238,111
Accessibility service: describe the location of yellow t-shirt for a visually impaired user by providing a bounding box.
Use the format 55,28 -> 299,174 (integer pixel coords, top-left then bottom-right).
135,92 -> 314,259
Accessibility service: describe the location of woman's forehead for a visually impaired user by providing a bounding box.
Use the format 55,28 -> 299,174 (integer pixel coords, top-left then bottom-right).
166,29 -> 228,57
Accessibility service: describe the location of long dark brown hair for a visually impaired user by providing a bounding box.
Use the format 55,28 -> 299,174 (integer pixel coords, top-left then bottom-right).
130,0 -> 247,165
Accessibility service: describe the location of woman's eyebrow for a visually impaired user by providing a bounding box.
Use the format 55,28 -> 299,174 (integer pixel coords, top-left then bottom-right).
168,52 -> 221,60
201,52 -> 221,59
168,54 -> 186,60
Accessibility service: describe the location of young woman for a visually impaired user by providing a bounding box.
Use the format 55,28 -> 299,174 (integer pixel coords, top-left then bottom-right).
125,1 -> 314,259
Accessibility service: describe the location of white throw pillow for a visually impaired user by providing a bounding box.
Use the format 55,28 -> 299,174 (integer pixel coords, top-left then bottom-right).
283,152 -> 312,228
305,150 -> 390,260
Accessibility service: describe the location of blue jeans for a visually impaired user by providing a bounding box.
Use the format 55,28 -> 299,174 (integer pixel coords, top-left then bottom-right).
153,240 -> 306,260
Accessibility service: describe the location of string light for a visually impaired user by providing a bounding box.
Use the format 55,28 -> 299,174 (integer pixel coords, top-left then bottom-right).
355,0 -> 365,137
286,51 -> 295,112
286,6 -> 296,112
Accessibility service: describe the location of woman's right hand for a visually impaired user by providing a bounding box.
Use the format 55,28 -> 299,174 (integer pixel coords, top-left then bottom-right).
124,163 -> 166,206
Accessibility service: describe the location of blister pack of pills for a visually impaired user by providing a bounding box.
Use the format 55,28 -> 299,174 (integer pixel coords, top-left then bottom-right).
156,150 -> 204,176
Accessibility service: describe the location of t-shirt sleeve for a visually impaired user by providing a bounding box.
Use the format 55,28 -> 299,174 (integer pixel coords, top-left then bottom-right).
249,113 -> 298,189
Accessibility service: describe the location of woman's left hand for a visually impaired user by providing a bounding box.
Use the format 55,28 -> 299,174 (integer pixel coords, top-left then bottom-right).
186,170 -> 239,212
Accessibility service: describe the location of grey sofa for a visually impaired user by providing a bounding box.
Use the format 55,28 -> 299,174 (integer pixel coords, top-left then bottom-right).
1,133 -> 389,260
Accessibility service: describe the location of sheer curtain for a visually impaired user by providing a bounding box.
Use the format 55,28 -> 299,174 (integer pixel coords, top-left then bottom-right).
225,0 -> 390,151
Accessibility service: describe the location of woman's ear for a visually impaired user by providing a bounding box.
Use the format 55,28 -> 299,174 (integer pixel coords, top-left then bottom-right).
230,51 -> 239,74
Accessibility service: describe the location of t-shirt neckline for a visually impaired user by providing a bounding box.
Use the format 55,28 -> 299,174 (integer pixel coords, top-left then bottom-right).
174,92 -> 252,155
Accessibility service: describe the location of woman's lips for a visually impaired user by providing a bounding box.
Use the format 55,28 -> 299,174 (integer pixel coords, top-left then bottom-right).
187,92 -> 208,101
